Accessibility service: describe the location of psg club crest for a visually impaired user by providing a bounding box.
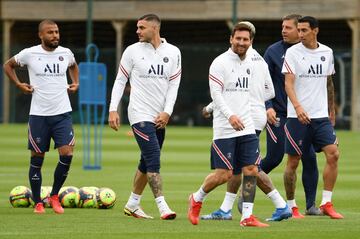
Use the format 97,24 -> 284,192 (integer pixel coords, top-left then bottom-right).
59,56 -> 64,61
227,152 -> 232,159
246,68 -> 250,74
163,57 -> 169,63
320,56 -> 325,61
35,137 -> 41,144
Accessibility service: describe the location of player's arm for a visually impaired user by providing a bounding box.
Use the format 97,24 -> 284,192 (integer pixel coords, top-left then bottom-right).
327,75 -> 336,126
263,49 -> 277,124
284,73 -> 310,124
68,62 -> 79,93
202,102 -> 213,119
3,57 -> 33,94
209,68 -> 244,131
108,52 -> 131,131
157,51 -> 182,129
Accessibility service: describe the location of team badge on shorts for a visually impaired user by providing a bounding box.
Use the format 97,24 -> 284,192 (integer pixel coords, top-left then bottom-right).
36,137 -> 41,144
163,57 -> 169,63
227,152 -> 232,159
139,122 -> 146,128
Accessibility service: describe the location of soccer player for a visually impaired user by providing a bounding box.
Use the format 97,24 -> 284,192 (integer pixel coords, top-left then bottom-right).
3,19 -> 79,214
188,22 -> 269,227
282,16 -> 343,219
201,43 -> 292,221
108,14 -> 180,220
262,14 -> 320,217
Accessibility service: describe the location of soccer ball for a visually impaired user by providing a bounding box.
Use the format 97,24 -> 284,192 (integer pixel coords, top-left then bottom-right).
59,186 -> 79,208
96,188 -> 116,209
75,187 -> 98,208
41,186 -> 52,207
29,186 -> 52,207
9,186 -> 32,208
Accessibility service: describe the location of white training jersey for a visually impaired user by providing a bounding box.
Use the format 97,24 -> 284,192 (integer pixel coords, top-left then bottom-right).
248,46 -> 275,130
14,45 -> 75,116
209,48 -> 255,140
282,42 -> 335,118
109,39 -> 181,125
206,47 -> 274,131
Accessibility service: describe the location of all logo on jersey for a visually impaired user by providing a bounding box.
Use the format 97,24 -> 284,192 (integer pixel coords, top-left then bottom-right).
308,64 -> 323,74
44,63 -> 60,73
235,77 -> 249,88
148,64 -> 164,75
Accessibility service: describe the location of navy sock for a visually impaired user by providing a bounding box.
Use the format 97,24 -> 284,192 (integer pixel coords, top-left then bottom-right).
51,155 -> 72,196
29,156 -> 44,204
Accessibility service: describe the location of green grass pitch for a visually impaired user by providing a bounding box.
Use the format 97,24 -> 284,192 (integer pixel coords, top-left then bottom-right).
0,124 -> 360,239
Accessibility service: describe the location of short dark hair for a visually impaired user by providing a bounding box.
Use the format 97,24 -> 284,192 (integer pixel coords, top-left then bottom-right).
231,21 -> 255,40
138,14 -> 161,26
298,16 -> 319,29
38,19 -> 57,32
282,14 -> 302,25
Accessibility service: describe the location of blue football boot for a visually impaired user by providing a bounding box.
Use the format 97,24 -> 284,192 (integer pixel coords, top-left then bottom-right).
201,209 -> 232,220
266,205 -> 292,221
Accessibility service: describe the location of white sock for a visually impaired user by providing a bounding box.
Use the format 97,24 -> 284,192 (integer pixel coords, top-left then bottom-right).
155,196 -> 171,214
193,187 -> 207,202
220,192 -> 237,212
287,199 -> 297,209
126,192 -> 141,209
241,202 -> 254,221
267,189 -> 287,209
320,190 -> 332,206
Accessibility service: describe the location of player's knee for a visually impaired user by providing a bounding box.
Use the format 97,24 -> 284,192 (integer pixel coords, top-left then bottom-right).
58,145 -> 73,156
326,149 -> 339,166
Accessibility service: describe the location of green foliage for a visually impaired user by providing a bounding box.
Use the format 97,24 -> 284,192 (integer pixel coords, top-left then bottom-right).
0,124 -> 360,239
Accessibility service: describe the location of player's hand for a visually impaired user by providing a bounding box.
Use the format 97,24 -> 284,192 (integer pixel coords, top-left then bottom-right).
17,83 -> 33,94
108,111 -> 120,131
155,112 -> 170,129
266,108 -> 277,125
229,115 -> 245,131
68,83 -> 79,93
295,105 -> 311,124
202,107 -> 212,119
329,110 -> 336,126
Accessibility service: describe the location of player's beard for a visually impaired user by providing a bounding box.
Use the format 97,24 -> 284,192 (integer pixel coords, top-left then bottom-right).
44,39 -> 59,49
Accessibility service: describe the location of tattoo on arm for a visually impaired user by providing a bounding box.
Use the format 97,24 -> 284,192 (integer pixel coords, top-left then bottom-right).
241,175 -> 257,202
327,75 -> 335,113
147,172 -> 163,198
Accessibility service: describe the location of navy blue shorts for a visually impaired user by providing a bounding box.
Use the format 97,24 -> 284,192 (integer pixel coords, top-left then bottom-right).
285,118 -> 338,156
132,122 -> 165,174
210,134 -> 260,175
28,112 -> 75,153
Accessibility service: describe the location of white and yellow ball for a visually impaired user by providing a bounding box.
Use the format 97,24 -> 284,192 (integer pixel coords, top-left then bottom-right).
96,188 -> 116,209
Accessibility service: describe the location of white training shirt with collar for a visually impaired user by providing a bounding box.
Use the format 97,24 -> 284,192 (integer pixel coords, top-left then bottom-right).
109,38 -> 182,125
14,44 -> 75,116
206,46 -> 274,132
282,42 -> 335,119
209,48 -> 255,140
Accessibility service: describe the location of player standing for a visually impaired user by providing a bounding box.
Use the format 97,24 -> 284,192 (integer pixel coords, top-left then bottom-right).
282,16 -> 343,219
188,22 -> 269,227
3,19 -> 79,214
108,14 -> 181,220
262,14 -> 321,217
